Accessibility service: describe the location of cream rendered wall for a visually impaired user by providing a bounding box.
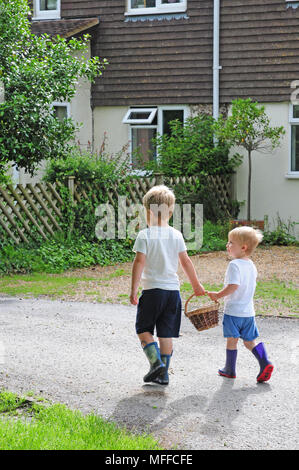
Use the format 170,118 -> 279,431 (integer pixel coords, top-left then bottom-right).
18,43 -> 93,185
93,106 -> 129,157
232,102 -> 299,237
71,42 -> 93,149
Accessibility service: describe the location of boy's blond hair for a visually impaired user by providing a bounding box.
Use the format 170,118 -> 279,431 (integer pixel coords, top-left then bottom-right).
143,185 -> 175,221
229,226 -> 263,255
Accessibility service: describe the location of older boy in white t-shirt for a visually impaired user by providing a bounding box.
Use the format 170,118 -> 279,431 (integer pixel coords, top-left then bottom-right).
207,226 -> 274,383
130,185 -> 205,385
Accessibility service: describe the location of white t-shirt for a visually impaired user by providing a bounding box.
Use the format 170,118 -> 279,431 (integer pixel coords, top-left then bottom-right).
223,259 -> 257,317
133,225 -> 187,290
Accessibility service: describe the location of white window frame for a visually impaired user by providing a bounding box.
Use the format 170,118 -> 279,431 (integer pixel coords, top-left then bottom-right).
52,101 -> 71,119
125,105 -> 189,174
287,104 -> 299,178
33,0 -> 61,20
123,108 -> 157,125
157,104 -> 190,137
125,0 -> 187,16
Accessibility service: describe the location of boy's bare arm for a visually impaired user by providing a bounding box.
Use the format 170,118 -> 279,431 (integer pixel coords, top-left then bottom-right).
130,252 -> 146,305
179,251 -> 205,296
207,284 -> 239,302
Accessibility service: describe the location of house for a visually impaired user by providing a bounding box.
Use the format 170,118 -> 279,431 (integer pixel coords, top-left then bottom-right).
24,1 -> 299,235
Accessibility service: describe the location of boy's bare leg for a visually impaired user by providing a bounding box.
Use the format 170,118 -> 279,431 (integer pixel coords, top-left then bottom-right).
226,337 -> 239,350
138,334 -> 173,354
158,337 -> 173,355
243,340 -> 257,351
138,332 -> 155,348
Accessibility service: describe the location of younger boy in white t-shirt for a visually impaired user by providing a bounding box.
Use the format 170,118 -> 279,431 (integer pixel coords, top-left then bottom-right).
207,226 -> 274,383
130,185 -> 205,385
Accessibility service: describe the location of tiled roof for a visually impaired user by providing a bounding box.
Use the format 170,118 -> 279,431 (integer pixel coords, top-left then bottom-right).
31,17 -> 99,38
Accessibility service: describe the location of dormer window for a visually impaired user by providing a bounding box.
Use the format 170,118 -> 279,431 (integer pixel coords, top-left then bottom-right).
126,0 -> 187,16
34,0 -> 61,20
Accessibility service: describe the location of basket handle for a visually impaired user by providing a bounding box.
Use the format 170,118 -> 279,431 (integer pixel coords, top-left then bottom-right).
184,294 -> 219,315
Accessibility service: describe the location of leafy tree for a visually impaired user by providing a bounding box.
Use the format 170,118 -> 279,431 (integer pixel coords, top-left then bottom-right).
215,98 -> 285,220
0,0 -> 107,175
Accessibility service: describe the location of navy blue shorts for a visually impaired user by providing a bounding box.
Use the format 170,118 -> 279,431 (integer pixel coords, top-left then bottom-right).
136,288 -> 182,338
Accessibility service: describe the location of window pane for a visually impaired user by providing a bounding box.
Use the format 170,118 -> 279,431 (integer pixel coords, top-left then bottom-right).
163,109 -> 184,136
129,111 -> 152,121
293,105 -> 299,119
40,0 -> 57,11
132,128 -> 157,168
131,0 -> 156,8
161,0 -> 182,3
54,106 -> 67,122
291,125 -> 299,171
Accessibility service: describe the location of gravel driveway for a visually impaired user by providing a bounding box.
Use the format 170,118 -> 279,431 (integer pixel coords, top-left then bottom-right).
0,296 -> 298,450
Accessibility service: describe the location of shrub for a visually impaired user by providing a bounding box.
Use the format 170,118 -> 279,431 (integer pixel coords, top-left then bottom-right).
43,137 -> 133,241
0,235 -> 134,275
0,163 -> 12,185
43,136 -> 131,186
43,133 -> 131,187
136,114 -> 242,222
144,114 -> 242,177
166,176 -> 240,223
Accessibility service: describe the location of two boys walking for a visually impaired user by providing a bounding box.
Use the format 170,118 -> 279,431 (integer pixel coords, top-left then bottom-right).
130,185 -> 274,385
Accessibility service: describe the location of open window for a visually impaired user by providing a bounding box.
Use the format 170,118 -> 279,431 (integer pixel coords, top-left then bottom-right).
122,108 -> 158,125
126,0 -> 187,16
34,0 -> 61,20
123,105 -> 189,170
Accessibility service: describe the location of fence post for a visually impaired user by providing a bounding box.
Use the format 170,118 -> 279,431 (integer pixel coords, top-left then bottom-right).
154,172 -> 164,185
68,176 -> 75,202
67,176 -> 75,236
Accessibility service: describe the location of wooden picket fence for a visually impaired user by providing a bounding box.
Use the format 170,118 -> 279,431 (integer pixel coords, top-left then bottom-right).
0,174 -> 232,244
69,174 -> 163,207
70,173 -> 232,212
0,182 -> 64,244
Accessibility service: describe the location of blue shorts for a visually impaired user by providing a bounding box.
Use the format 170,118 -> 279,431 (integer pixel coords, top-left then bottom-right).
136,288 -> 182,338
222,314 -> 259,342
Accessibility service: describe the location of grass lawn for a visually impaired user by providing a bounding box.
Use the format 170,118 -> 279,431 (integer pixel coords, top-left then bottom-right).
0,390 -> 162,450
0,247 -> 298,318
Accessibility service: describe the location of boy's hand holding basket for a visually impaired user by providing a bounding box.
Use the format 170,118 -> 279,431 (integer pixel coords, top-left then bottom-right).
184,294 -> 219,332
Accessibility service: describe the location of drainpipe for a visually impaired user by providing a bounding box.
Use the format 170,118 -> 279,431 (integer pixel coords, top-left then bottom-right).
213,0 -> 221,122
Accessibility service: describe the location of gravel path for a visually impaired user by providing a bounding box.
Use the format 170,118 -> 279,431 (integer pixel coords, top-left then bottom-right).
0,296 -> 298,450
58,246 -> 299,316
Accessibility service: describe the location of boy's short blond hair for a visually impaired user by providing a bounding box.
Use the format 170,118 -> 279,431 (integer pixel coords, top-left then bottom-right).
229,226 -> 263,255
143,185 -> 175,220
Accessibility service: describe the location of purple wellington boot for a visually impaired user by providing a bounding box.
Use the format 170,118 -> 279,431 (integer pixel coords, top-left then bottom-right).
252,342 -> 274,383
218,349 -> 237,378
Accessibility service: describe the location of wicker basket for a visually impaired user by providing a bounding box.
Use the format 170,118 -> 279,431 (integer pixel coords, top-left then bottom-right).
184,294 -> 219,332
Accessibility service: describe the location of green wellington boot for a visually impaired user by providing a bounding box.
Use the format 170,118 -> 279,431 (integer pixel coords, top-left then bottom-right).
152,352 -> 172,385
143,342 -> 166,383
